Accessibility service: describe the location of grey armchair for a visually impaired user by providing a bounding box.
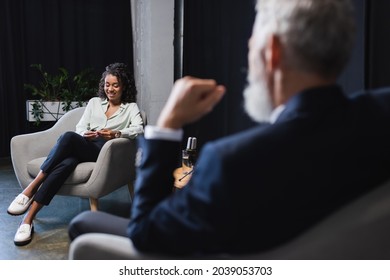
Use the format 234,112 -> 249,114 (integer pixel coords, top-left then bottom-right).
69,177 -> 390,259
11,107 -> 144,210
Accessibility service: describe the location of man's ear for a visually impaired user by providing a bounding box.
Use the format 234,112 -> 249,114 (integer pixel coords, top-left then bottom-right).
264,34 -> 282,72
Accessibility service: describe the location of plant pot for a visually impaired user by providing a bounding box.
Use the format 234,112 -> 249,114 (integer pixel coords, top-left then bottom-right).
26,100 -> 87,122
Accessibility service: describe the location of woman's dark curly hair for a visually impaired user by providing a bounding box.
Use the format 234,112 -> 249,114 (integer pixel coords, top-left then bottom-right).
97,62 -> 137,103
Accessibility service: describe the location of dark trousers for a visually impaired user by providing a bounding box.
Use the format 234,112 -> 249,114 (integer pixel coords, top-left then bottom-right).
34,131 -> 105,205
68,211 -> 130,241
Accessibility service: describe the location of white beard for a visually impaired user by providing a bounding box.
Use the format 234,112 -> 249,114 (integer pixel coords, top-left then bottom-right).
243,79 -> 273,123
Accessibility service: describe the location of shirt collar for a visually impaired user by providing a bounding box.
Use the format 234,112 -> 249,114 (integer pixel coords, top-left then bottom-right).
101,98 -> 109,107
101,98 -> 126,108
100,99 -> 126,117
269,104 -> 286,124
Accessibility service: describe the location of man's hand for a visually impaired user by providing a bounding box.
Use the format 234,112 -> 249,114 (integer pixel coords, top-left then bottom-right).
157,76 -> 226,129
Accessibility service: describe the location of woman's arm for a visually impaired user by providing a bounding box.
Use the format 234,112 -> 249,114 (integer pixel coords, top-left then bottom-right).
115,103 -> 144,139
75,98 -> 97,135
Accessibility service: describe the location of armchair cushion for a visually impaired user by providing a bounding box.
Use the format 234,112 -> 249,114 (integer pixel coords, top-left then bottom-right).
27,157 -> 95,184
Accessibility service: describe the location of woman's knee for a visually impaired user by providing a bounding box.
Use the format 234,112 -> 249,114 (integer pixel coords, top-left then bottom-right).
61,157 -> 79,170
58,131 -> 82,145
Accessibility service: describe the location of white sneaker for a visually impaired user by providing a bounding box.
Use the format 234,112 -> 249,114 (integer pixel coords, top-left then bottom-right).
14,223 -> 34,246
7,193 -> 34,216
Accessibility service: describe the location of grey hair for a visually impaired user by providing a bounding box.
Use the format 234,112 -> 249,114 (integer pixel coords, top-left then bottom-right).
256,0 -> 356,78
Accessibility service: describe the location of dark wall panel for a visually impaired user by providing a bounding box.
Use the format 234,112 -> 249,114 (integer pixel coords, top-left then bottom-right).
367,0 -> 390,88
182,0 -> 256,150
0,0 -> 133,157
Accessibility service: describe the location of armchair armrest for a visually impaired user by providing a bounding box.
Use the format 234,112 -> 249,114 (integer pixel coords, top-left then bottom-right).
69,233 -> 163,260
11,130 -> 59,189
10,107 -> 85,190
84,138 -> 138,198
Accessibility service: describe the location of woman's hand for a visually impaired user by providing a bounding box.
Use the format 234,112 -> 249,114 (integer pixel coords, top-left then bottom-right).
96,129 -> 116,140
83,130 -> 98,140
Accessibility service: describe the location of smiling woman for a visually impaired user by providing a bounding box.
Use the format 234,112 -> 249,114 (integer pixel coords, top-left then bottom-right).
7,62 -> 144,246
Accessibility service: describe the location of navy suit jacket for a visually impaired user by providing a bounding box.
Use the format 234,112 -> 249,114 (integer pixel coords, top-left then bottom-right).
128,85 -> 390,256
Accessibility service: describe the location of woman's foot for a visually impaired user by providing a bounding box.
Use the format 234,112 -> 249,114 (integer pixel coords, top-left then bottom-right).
7,193 -> 34,215
14,222 -> 34,246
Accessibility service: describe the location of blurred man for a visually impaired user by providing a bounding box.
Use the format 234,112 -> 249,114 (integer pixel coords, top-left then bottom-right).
69,0 -> 390,257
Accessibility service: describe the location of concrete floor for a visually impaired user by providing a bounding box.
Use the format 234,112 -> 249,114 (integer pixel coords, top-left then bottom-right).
0,157 -> 132,260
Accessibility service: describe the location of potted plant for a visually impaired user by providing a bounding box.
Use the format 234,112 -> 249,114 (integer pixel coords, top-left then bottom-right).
25,64 -> 99,126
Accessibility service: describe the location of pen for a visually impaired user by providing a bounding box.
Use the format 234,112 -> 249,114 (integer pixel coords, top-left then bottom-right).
179,169 -> 194,181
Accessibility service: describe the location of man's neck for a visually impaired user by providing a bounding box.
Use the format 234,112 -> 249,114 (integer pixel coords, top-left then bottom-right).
273,70 -> 336,107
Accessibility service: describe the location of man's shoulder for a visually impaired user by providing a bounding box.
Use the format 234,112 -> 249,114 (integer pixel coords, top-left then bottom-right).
350,86 -> 390,101
204,124 -> 279,157
352,86 -> 390,96
350,86 -> 390,114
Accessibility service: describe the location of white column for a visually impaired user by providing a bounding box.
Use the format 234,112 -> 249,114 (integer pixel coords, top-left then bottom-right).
131,0 -> 175,125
